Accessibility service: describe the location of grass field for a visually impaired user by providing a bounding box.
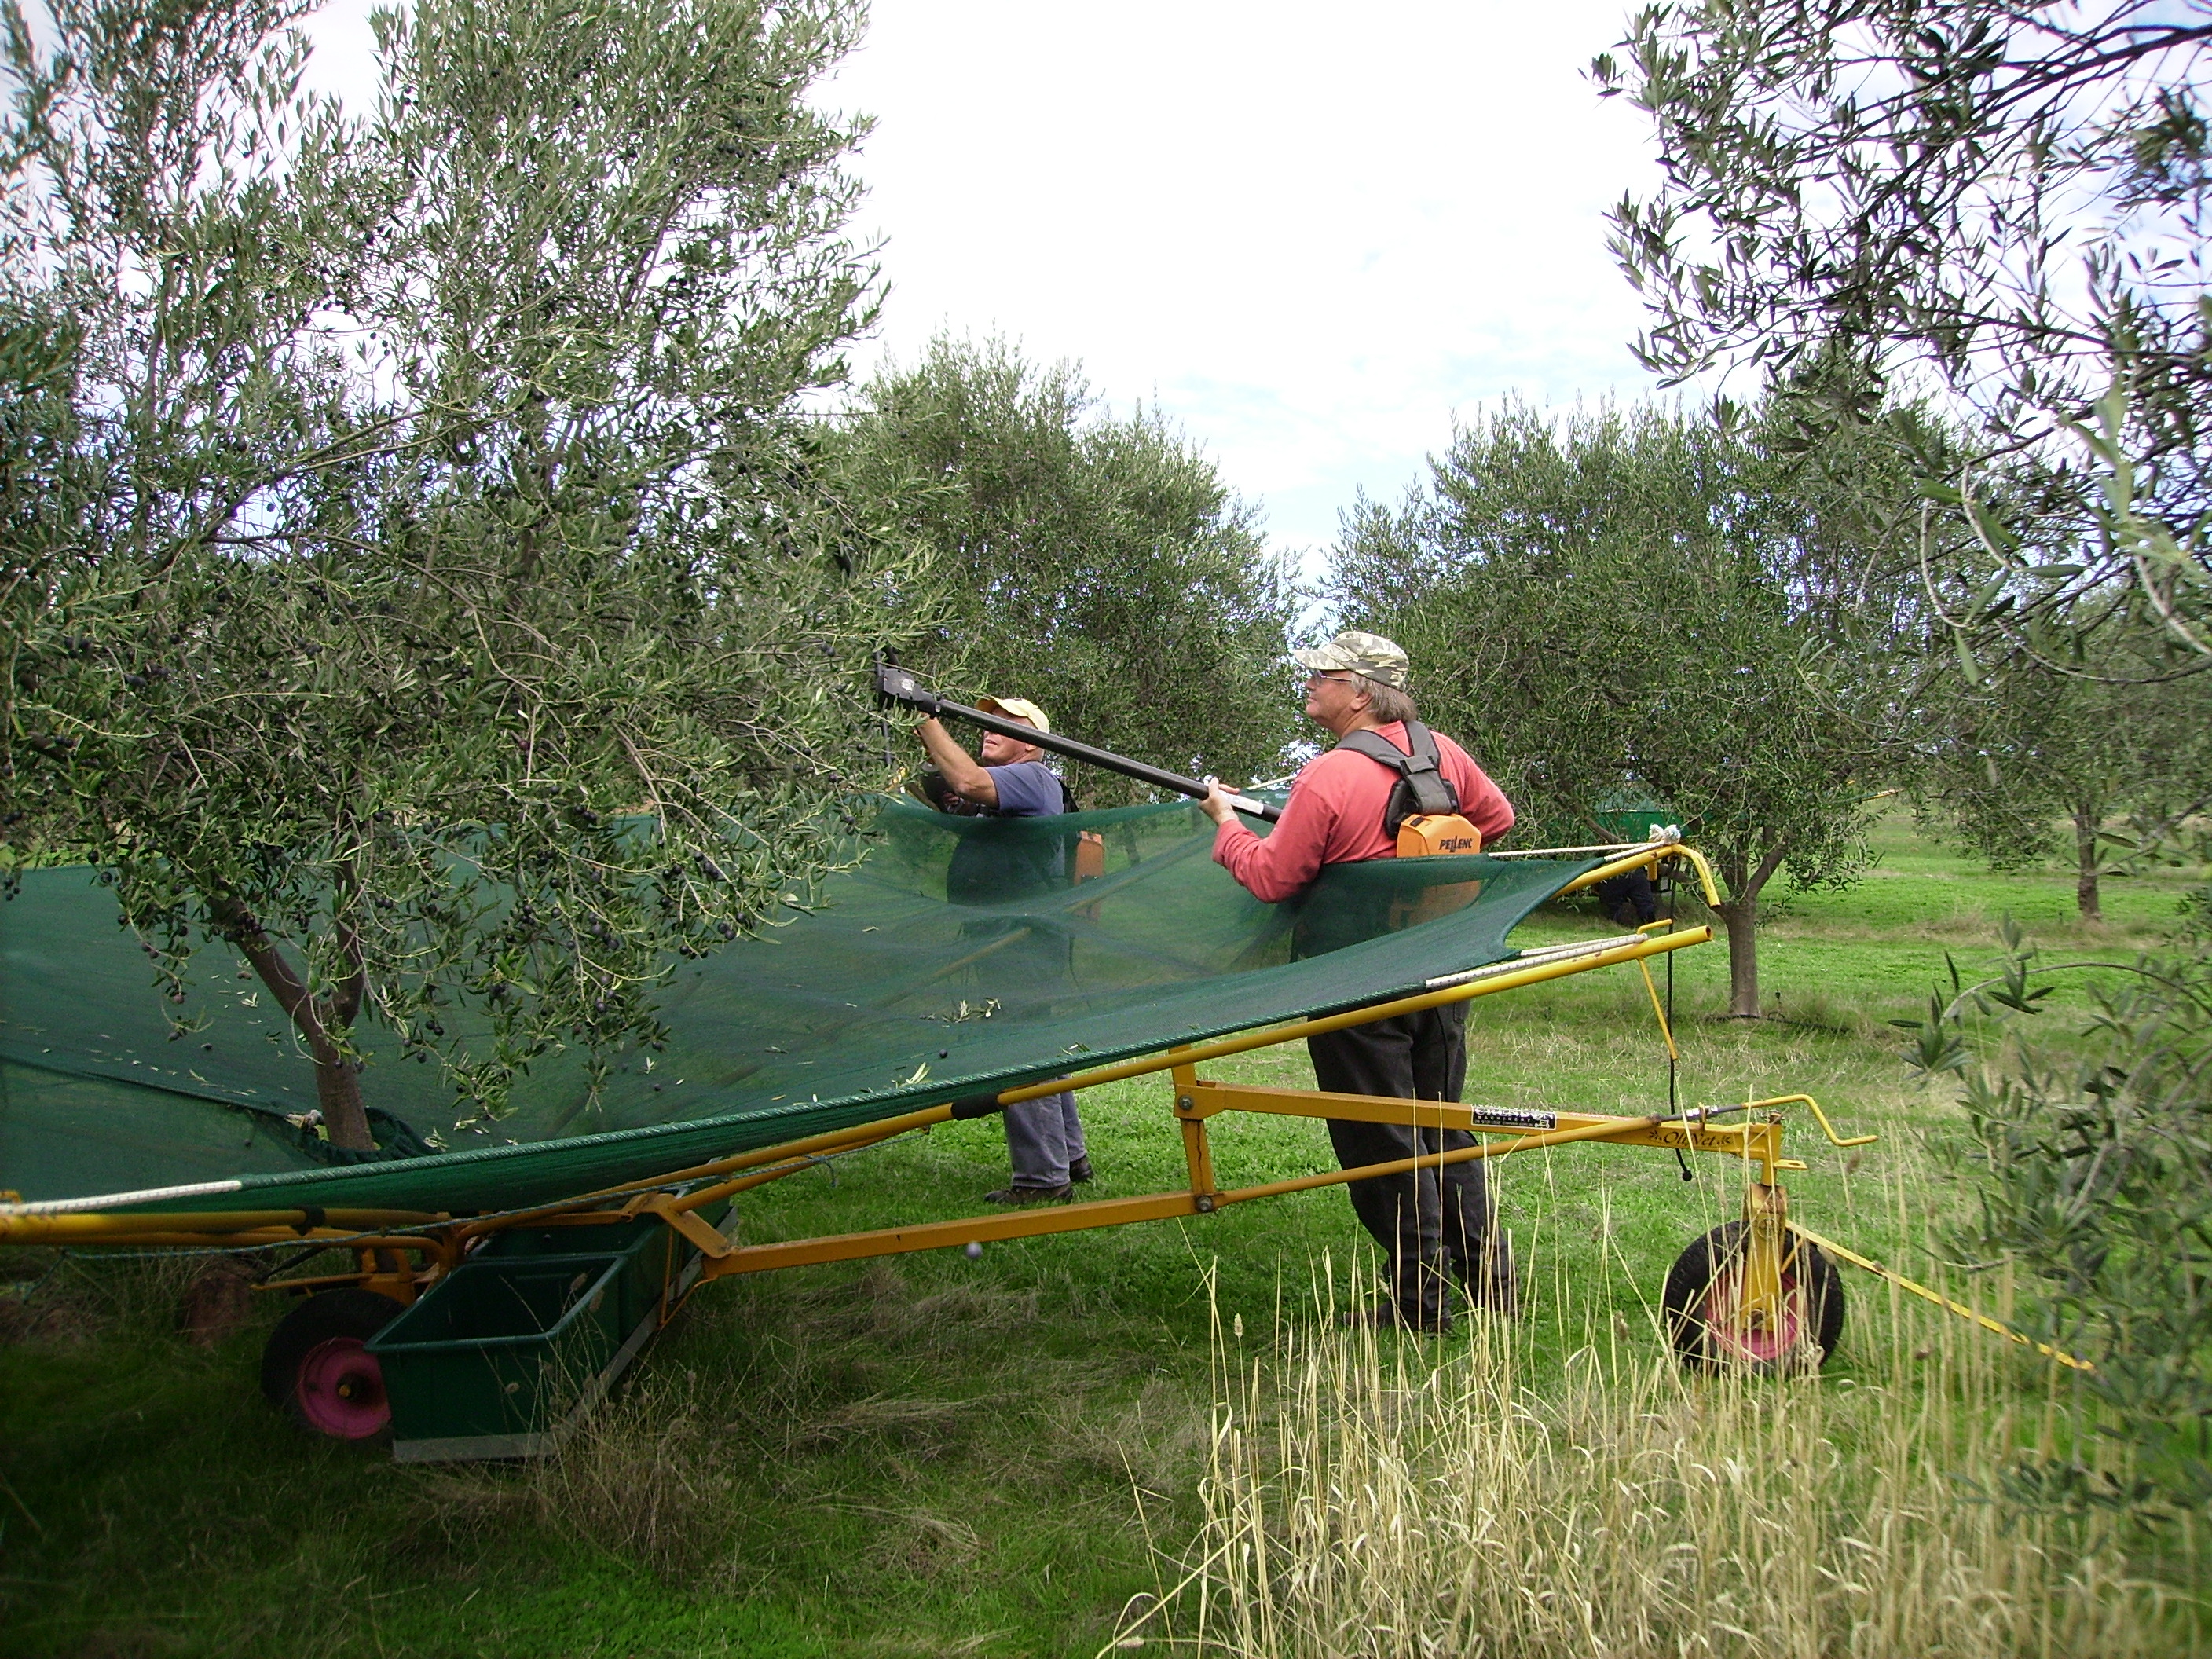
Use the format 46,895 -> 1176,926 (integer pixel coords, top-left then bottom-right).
2,814 -> 2204,1657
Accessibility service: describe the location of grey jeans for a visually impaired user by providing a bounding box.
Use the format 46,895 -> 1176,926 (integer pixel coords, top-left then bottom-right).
1005,1090 -> 1086,1188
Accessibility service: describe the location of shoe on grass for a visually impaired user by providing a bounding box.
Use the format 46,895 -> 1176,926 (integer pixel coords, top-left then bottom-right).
983,1184 -> 1072,1207
1067,1157 -> 1094,1184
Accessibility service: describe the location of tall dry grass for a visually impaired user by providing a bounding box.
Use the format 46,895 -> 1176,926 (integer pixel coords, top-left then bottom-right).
1116,1255 -> 2203,1658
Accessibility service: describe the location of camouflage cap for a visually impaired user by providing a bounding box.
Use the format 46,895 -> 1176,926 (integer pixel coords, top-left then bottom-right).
1291,630 -> 1409,690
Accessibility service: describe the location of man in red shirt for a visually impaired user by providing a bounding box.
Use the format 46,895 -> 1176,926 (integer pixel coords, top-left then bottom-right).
1200,630 -> 1517,1331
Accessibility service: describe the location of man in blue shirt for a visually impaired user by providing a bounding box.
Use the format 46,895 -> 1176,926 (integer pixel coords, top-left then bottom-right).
914,696 -> 1091,1205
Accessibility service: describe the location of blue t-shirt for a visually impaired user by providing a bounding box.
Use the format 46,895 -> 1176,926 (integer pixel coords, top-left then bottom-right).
945,761 -> 1069,903
984,760 -> 1068,819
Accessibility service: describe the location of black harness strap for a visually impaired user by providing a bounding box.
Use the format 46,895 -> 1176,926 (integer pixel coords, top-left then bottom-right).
1337,721 -> 1461,837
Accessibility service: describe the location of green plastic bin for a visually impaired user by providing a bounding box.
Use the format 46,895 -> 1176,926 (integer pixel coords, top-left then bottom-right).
1592,790 -> 1672,844
369,1199 -> 731,1462
371,1253 -> 632,1459
477,1209 -> 715,1335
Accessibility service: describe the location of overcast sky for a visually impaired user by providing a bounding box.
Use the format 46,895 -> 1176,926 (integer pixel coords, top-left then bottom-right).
302,0 -> 1669,562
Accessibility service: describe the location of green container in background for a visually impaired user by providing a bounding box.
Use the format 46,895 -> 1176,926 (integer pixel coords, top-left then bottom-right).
1592,789 -> 1672,844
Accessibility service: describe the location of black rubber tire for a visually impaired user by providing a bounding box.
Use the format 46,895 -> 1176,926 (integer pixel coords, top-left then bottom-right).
1662,1221 -> 1844,1372
259,1288 -> 405,1430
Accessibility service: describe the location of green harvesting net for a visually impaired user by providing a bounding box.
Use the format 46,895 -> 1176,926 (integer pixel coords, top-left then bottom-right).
0,800 -> 1599,1216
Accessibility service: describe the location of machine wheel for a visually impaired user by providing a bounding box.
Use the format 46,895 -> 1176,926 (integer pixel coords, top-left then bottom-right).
259,1288 -> 405,1439
1663,1221 -> 1844,1373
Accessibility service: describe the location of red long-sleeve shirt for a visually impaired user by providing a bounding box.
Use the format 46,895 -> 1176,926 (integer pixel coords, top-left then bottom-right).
1213,722 -> 1514,903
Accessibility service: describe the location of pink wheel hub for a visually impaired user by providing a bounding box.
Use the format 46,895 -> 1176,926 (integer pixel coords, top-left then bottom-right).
1702,1264 -> 1806,1366
293,1336 -> 390,1438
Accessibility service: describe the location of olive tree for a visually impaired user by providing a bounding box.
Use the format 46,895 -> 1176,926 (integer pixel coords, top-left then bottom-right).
1335,401 -> 1898,1017
1901,925 -> 2212,1518
1,0 -> 923,1149
1597,0 -> 2212,676
1932,637 -> 2212,920
827,335 -> 1303,803
0,309 -> 95,851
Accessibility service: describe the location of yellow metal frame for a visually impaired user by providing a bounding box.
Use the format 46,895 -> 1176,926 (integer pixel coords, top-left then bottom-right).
1793,1221 -> 2094,1372
0,840 -> 2087,1372
679,1085 -> 1877,1285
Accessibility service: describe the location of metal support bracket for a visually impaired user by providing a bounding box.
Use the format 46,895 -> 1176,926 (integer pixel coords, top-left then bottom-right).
646,1196 -> 737,1259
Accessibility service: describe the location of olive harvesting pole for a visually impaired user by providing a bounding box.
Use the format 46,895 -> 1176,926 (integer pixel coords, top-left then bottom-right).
873,660 -> 1281,821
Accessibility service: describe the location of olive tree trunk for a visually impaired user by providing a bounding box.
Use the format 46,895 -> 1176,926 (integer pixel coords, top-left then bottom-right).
1712,844 -> 1789,1020
2073,804 -> 2103,922
209,898 -> 373,1152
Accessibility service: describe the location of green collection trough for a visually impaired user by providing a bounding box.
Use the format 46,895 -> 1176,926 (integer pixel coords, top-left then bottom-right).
368,1202 -> 727,1462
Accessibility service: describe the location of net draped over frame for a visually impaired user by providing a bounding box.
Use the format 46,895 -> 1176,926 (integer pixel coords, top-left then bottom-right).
0,799 -> 1598,1216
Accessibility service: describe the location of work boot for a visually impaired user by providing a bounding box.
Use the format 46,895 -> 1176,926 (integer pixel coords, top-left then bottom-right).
983,1184 -> 1072,1207
1067,1156 -> 1094,1184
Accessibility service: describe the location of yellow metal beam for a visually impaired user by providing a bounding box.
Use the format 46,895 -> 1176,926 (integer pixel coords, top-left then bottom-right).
698,1189 -> 1205,1276
1556,844 -> 1723,908
646,1196 -> 742,1260
986,925 -> 1712,1111
1210,1115 -> 1675,1204
1792,1221 -> 2095,1373
1762,1093 -> 1878,1149
646,1123 -> 924,1218
696,1090 -> 1809,1282
0,1209 -> 445,1246
1179,1081 -> 1795,1174
1736,1181 -> 1791,1335
450,1102 -> 963,1239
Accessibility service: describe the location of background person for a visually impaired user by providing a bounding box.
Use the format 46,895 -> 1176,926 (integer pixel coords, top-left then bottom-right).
913,696 -> 1092,1206
1199,631 -> 1517,1331
1594,866 -> 1661,929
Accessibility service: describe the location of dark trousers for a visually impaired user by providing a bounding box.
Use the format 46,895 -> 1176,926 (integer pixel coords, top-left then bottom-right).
1307,1002 -> 1512,1326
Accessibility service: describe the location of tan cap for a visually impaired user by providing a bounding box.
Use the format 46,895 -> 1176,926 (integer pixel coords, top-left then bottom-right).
1291,629 -> 1409,690
976,694 -> 1051,734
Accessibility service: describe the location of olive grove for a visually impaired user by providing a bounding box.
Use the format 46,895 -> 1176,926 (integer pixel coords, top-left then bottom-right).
1334,399 -> 1925,1017
0,0 -> 923,1148
829,335 -> 1304,802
